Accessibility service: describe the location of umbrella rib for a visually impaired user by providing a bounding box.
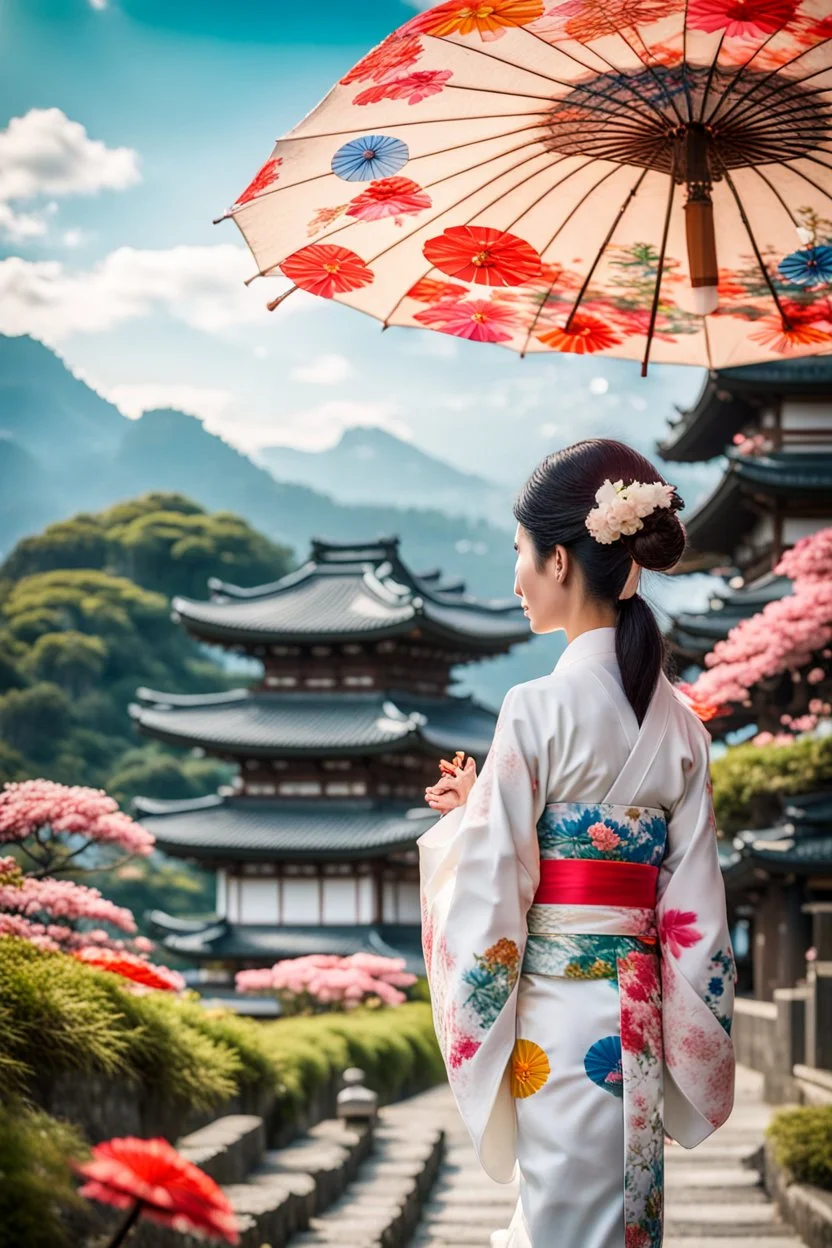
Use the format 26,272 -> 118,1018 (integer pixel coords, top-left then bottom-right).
563,167 -> 651,333
711,41 -> 832,130
275,142 -> 571,256
365,147 -> 567,271
381,157 -> 603,331
681,0 -> 694,123
748,165 -> 803,232
782,159 -> 832,207
515,22 -> 677,130
219,118 -> 550,221
630,25 -> 689,125
519,163 -> 647,356
719,162 -> 791,325
698,32 -> 726,123
640,164 -> 676,377
440,81 -> 672,133
702,27 -> 788,127
424,29 -> 670,130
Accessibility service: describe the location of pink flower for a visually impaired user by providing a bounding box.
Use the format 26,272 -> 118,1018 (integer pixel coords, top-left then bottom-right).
808,667 -> 826,684
352,69 -> 453,106
0,780 -> 153,856
588,822 -> 622,852
0,866 -> 136,932
448,1034 -> 481,1068
413,298 -> 522,343
235,952 -> 415,1008
659,909 -> 703,958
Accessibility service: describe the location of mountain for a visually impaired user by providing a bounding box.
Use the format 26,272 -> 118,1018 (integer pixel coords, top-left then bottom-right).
0,335 -> 556,699
258,425 -> 514,526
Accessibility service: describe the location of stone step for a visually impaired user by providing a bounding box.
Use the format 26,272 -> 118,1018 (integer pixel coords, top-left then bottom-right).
288,1115 -> 445,1247
176,1113 -> 266,1186
128,1118 -> 371,1248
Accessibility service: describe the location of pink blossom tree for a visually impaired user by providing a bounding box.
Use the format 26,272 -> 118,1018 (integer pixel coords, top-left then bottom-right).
0,779 -> 156,955
236,952 -> 417,1014
691,528 -> 832,731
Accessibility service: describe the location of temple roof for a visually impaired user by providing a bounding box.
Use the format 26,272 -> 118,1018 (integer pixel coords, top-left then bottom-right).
680,451 -> 832,572
148,915 -> 425,972
131,687 -> 497,758
134,794 -> 435,860
174,536 -> 527,652
721,791 -> 832,884
668,573 -> 791,659
659,358 -> 832,463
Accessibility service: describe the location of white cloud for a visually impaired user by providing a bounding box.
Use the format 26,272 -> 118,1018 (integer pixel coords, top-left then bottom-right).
589,376 -> 609,395
0,245 -> 299,344
290,353 -> 353,385
0,109 -> 139,204
253,399 -> 411,453
100,382 -> 235,423
400,333 -> 458,359
0,202 -> 47,241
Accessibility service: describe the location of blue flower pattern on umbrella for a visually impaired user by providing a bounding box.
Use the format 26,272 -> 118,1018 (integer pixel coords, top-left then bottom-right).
331,134 -> 409,182
778,245 -> 832,287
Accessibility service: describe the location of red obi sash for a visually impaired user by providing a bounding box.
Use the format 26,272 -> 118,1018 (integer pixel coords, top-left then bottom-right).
533,859 -> 658,909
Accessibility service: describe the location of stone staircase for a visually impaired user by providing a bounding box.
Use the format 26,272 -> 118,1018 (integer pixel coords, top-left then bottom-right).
405,1066 -> 804,1247
118,1093 -> 444,1248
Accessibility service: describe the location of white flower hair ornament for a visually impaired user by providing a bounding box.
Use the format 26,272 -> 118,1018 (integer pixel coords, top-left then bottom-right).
585,478 -> 676,546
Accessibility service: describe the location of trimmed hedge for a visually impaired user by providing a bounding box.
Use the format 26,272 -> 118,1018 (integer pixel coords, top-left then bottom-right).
0,936 -> 443,1115
710,735 -> 832,834
767,1106 -> 832,1191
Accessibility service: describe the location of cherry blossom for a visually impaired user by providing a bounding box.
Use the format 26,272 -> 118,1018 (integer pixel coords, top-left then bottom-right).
236,952 -> 417,1010
0,859 -> 136,932
0,779 -> 154,864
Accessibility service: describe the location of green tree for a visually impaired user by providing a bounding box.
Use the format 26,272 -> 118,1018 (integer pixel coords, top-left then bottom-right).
0,683 -> 74,764
21,631 -> 107,699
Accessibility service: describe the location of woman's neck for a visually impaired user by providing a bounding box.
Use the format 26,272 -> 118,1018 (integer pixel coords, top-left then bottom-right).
561,601 -> 618,645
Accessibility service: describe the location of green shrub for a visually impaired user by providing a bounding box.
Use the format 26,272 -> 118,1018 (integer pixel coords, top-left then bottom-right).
0,1101 -> 88,1248
711,735 -> 832,834
0,938 -> 443,1118
767,1106 -> 832,1190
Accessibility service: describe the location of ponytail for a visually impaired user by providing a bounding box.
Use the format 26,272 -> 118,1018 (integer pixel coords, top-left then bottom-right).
615,593 -> 666,725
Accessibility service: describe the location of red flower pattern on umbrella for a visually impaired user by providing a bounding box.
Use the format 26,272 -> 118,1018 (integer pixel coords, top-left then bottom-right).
346,176 -> 432,221
234,158 -> 282,207
537,314 -> 622,354
341,33 -> 423,84
537,0 -> 684,43
687,0 -> 797,37
76,1137 -> 239,1246
407,277 -> 469,302
280,244 -> 374,298
750,303 -> 832,354
423,225 -> 542,287
406,0 -> 544,39
659,909 -> 703,959
414,298 -> 522,342
353,70 -> 453,107
75,947 -> 185,992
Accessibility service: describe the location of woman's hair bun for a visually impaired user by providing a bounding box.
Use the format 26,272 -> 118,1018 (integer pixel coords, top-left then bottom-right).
622,485 -> 685,572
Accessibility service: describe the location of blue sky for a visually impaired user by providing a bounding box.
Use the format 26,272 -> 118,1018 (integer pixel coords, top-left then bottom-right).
0,0 -> 712,494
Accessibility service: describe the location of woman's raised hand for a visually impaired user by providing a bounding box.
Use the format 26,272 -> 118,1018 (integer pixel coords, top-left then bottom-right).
424,755 -> 477,814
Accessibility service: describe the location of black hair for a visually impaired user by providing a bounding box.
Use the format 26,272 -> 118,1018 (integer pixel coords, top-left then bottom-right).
513,438 -> 685,724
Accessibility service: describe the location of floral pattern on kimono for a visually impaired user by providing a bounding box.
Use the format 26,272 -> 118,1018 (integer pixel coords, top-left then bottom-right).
538,803 -> 667,866
417,684 -> 542,1179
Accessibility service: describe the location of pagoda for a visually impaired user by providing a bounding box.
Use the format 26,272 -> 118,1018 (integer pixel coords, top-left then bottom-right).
659,358 -> 832,712
133,537 -> 529,975
658,361 -> 832,1000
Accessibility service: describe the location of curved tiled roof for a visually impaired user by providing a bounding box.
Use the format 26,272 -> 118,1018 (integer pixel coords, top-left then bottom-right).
130,688 -> 498,758
134,794 -> 435,860
668,574 -> 791,658
149,915 -> 425,971
174,536 -> 526,651
680,452 -> 832,571
659,358 -> 832,463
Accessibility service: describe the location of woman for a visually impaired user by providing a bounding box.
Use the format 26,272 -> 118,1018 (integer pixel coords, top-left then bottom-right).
418,439 -> 735,1248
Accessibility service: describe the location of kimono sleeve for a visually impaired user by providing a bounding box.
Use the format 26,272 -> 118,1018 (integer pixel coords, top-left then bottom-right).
417,683 -> 543,1182
658,715 -> 736,1147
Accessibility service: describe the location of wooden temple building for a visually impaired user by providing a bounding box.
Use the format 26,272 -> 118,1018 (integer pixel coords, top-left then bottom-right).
134,537 -> 529,975
657,359 -> 832,999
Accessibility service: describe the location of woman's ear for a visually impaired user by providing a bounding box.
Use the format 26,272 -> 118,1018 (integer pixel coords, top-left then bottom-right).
551,544 -> 569,585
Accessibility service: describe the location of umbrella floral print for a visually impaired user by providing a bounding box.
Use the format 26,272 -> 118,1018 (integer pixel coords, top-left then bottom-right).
220,0 -> 832,371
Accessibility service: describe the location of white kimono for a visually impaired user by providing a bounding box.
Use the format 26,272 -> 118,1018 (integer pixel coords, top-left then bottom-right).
418,627 -> 735,1248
